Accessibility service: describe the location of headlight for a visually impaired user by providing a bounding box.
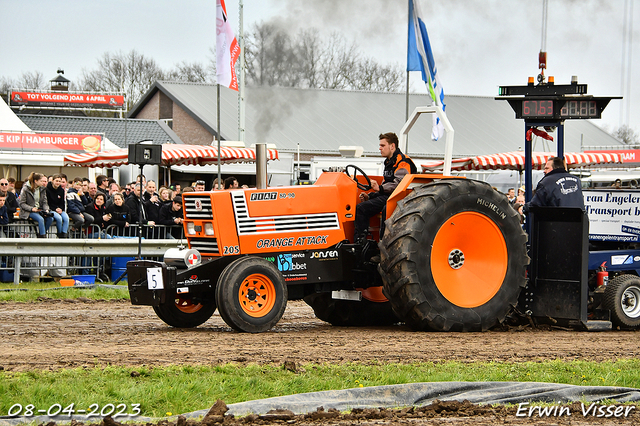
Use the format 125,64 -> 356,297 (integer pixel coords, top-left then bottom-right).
204,222 -> 214,236
186,222 -> 196,235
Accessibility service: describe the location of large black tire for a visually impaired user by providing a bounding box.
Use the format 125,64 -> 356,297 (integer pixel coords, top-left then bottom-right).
153,293 -> 216,328
379,179 -> 529,331
603,274 -> 640,328
304,291 -> 399,326
216,256 -> 288,333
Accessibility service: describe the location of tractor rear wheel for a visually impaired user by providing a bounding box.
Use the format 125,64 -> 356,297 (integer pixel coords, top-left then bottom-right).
379,179 -> 529,331
216,256 -> 287,333
304,287 -> 399,326
153,294 -> 216,328
603,274 -> 640,328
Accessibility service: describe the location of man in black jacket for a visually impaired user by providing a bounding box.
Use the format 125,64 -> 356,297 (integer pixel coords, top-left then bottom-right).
142,180 -> 161,223
125,184 -> 153,225
158,196 -> 184,239
524,156 -> 585,213
354,132 -> 417,241
125,183 -> 157,238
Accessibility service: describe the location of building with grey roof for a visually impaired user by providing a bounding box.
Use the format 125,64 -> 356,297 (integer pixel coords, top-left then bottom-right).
18,115 -> 183,148
128,81 -> 621,159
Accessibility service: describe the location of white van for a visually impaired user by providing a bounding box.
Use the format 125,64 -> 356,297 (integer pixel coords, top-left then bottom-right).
581,172 -> 640,189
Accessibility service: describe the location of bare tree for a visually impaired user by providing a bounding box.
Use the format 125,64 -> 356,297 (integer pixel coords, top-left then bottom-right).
244,22 -> 403,92
11,71 -> 48,90
351,58 -> 404,92
166,61 -> 214,83
79,50 -> 164,110
613,125 -> 640,147
295,29 -> 323,88
0,76 -> 17,95
317,33 -> 360,90
245,22 -> 300,87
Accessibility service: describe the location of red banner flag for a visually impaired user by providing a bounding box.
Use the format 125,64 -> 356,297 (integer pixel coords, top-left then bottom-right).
216,0 -> 240,91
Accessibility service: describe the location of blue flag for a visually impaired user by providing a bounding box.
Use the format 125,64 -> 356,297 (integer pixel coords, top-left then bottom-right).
408,0 -> 446,140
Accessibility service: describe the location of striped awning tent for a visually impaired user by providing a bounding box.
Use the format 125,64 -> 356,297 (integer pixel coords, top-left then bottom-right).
422,151 -> 622,172
64,144 -> 279,168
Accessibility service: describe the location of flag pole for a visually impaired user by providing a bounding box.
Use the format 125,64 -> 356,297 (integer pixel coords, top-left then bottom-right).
405,73 -> 410,122
238,0 -> 245,143
405,0 -> 411,149
217,83 -> 221,187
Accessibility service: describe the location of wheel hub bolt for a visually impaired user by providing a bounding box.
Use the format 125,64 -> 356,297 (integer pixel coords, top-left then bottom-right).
448,249 -> 465,269
246,288 -> 259,301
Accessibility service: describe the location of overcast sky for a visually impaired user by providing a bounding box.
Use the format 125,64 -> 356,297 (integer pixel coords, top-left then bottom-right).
1,0 -> 638,137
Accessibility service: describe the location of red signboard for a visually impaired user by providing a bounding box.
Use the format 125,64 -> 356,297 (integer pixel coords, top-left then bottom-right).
585,149 -> 640,164
10,91 -> 125,110
0,132 -> 102,153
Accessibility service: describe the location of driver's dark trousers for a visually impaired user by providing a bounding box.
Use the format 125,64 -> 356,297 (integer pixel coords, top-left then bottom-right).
354,194 -> 388,241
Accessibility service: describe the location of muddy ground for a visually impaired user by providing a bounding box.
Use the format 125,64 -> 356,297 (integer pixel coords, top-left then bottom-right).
1,299 -> 639,425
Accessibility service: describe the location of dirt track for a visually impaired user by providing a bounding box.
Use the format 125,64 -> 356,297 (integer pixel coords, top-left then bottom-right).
2,299 -> 639,425
1,299 -> 639,371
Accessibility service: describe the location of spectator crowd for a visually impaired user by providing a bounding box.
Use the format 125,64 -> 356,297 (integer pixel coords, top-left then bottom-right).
0,173 -> 188,239
0,174 -> 246,239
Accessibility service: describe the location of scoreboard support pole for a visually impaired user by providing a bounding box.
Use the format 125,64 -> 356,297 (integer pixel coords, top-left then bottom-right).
523,119 -> 564,236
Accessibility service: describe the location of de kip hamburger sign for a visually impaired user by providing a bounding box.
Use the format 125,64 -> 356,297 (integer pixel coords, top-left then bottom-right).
0,132 -> 102,153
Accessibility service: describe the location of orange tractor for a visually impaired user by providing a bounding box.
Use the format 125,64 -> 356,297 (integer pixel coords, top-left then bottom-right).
127,169 -> 529,333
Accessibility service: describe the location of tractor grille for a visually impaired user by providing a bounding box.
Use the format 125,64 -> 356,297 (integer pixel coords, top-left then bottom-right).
232,192 -> 340,235
184,196 -> 213,220
237,214 -> 340,234
188,238 -> 219,254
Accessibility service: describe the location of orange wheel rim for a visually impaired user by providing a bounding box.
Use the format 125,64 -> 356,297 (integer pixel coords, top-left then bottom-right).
175,296 -> 203,313
358,286 -> 388,303
238,273 -> 276,317
431,212 -> 507,308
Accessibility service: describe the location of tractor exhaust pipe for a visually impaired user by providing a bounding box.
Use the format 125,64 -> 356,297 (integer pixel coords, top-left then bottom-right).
255,143 -> 268,189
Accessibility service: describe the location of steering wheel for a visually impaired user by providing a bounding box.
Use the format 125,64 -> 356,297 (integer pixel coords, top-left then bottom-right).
344,164 -> 372,191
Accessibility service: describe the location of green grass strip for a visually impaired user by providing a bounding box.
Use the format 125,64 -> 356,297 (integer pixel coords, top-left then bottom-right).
1,360 -> 639,418
0,284 -> 129,302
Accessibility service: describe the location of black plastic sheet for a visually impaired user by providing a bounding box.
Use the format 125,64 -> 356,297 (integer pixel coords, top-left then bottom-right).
2,381 -> 639,425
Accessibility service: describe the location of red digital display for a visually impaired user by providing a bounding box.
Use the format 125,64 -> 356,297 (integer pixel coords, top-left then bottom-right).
522,100 -> 554,117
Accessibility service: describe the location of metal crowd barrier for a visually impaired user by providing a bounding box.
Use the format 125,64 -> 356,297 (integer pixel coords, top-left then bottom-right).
0,221 -> 184,285
102,223 -> 185,239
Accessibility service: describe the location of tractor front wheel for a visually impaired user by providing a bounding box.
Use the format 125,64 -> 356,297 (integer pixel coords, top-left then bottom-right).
604,274 -> 640,328
216,256 -> 288,333
153,294 -> 216,328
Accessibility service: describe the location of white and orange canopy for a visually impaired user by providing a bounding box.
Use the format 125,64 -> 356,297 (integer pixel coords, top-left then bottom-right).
64,144 -> 278,167
422,151 -> 622,172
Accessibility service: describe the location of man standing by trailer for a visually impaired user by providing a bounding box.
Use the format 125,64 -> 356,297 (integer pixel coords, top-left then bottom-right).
354,132 -> 417,241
